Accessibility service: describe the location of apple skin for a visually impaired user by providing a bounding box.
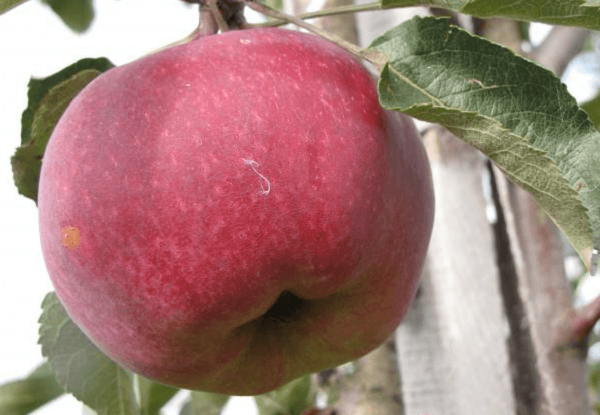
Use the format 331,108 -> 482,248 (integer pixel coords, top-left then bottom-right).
38,28 -> 434,395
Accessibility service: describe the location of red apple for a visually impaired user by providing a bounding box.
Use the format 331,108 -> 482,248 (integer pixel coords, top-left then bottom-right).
38,28 -> 434,395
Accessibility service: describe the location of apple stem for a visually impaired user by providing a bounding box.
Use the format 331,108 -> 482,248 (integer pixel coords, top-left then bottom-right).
198,2 -> 219,36
207,0 -> 231,32
250,2 -> 383,28
241,0 -> 388,71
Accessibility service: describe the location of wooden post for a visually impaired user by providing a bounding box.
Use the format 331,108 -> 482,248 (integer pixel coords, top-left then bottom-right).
396,126 -> 515,415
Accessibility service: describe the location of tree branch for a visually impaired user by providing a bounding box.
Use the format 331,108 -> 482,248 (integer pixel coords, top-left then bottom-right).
556,295 -> 600,350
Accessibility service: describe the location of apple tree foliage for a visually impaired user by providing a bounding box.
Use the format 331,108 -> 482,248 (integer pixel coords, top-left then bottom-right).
3,0 -> 600,414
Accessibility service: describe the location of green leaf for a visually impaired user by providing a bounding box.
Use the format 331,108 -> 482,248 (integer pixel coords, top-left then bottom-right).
589,362 -> 600,393
12,57 -> 114,203
582,93 -> 600,130
41,0 -> 94,33
0,361 -> 64,415
136,376 -> 179,415
179,391 -> 229,415
381,0 -> 600,30
370,16 -> 600,269
254,376 -> 314,415
0,0 -> 29,15
38,292 -> 139,415
83,405 -> 100,415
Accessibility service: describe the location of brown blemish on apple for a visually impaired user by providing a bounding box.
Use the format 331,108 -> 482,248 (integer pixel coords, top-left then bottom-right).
62,226 -> 80,251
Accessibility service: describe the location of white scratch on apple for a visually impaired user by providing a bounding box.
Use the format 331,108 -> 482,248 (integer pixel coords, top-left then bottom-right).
243,158 -> 271,196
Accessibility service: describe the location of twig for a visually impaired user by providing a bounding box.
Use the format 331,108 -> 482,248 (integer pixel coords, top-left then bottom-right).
241,0 -> 388,70
198,2 -> 219,37
556,295 -> 600,349
251,2 -> 382,28
575,296 -> 600,340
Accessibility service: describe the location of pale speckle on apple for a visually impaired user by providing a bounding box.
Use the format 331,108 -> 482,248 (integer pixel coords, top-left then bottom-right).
61,226 -> 80,251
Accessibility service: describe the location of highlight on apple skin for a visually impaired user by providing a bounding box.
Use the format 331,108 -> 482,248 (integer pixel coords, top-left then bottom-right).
38,28 -> 434,395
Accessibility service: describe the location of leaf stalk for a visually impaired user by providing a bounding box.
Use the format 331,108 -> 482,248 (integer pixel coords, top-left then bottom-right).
251,1 -> 382,28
